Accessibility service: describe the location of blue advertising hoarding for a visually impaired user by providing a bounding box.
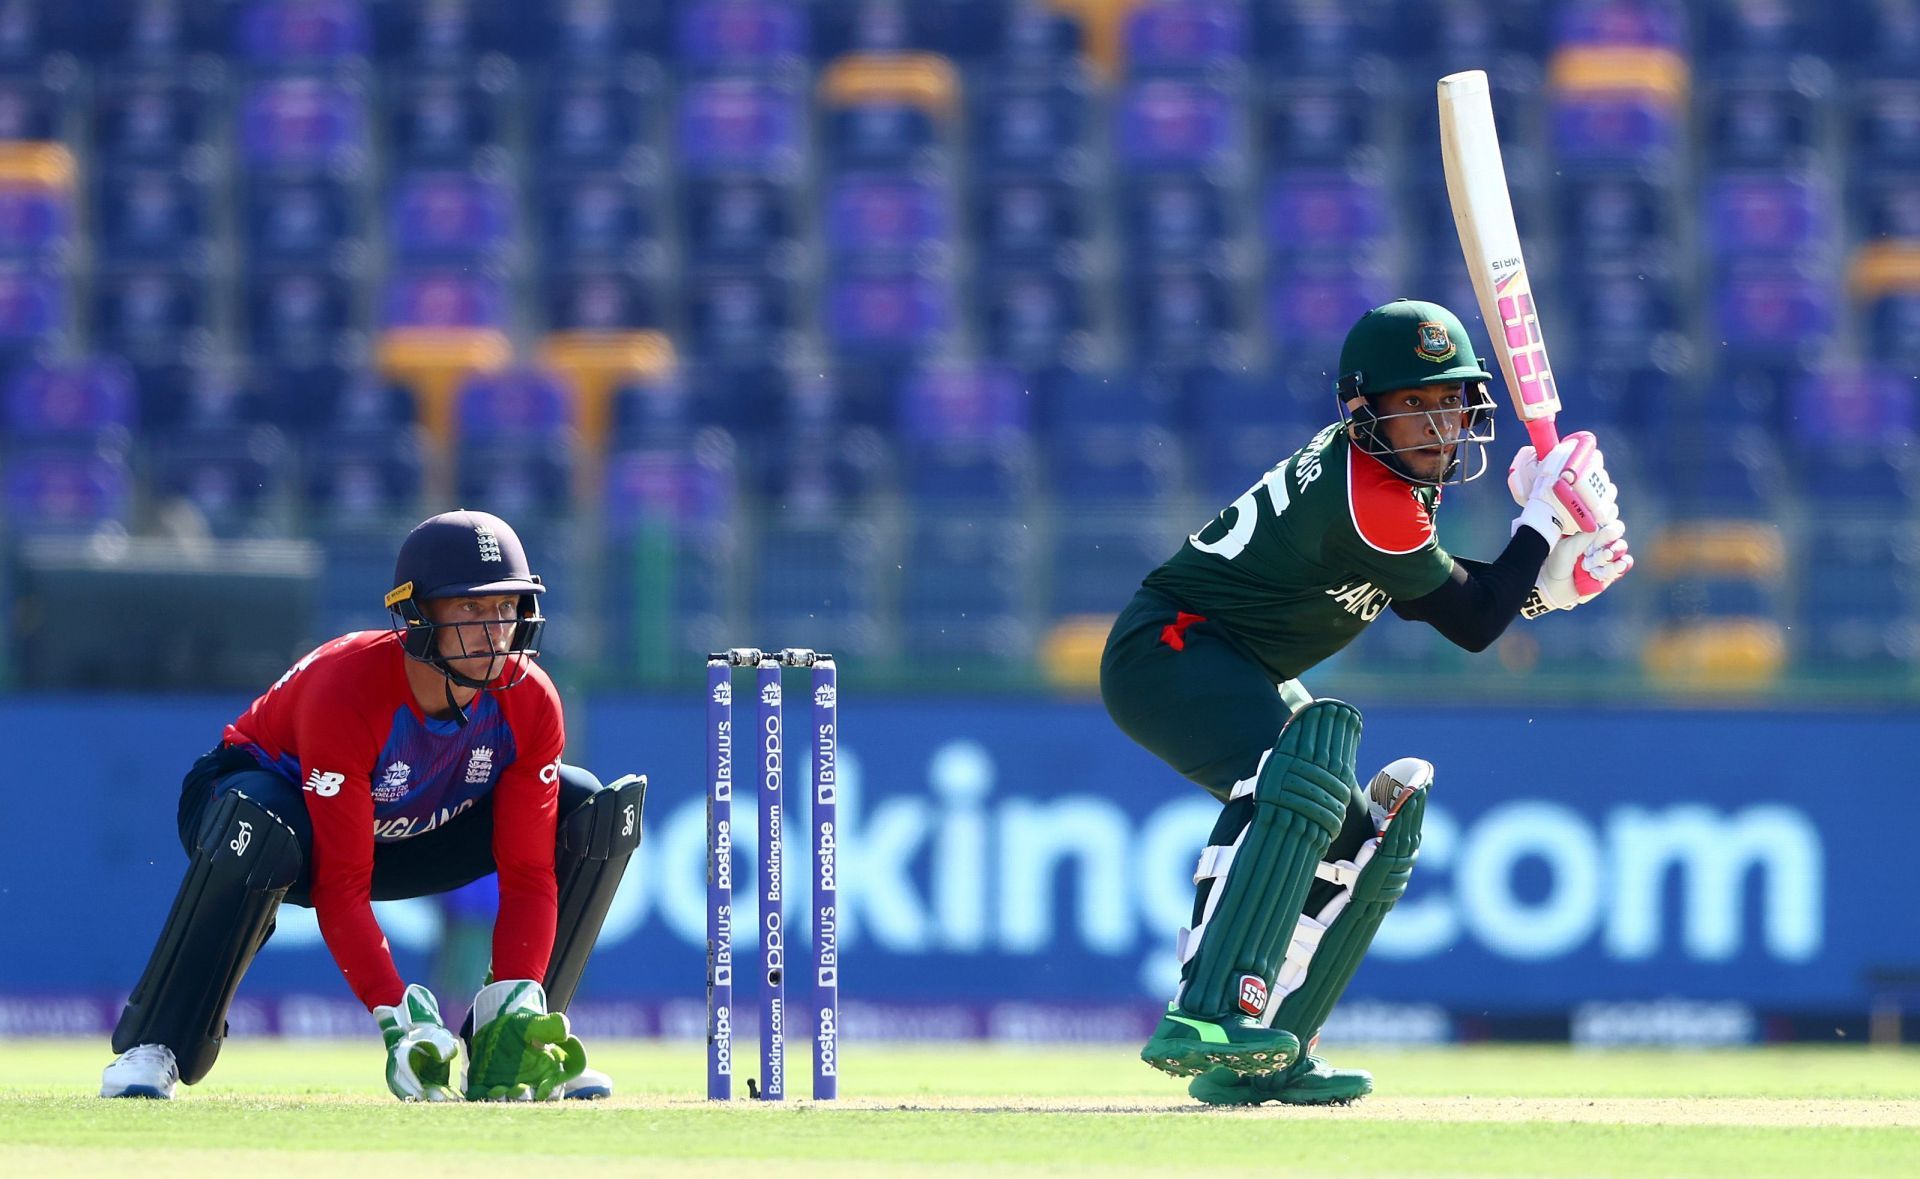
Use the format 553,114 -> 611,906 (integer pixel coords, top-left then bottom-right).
2,696 -> 1915,1036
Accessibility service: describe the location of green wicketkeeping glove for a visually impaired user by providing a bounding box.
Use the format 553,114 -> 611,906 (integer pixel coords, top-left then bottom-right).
463,980 -> 587,1102
373,983 -> 464,1102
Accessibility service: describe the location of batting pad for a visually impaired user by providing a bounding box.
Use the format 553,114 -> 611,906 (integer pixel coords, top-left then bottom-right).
1177,700 -> 1361,1020
1269,782 -> 1427,1043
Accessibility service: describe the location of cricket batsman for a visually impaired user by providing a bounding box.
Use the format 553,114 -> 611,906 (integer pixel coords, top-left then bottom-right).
100,509 -> 649,1102
1102,300 -> 1632,1105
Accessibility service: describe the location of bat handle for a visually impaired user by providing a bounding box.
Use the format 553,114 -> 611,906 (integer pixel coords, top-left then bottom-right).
1525,417 -> 1561,456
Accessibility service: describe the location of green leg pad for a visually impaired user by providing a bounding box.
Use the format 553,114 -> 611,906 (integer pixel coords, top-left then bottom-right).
1179,700 -> 1361,1019
1269,785 -> 1426,1045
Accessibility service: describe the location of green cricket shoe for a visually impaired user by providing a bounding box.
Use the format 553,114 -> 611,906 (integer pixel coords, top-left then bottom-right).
1139,1006 -> 1301,1079
1186,1055 -> 1374,1106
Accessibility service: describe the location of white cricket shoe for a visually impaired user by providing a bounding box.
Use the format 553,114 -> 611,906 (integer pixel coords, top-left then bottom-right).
563,1066 -> 613,1100
101,1043 -> 179,1099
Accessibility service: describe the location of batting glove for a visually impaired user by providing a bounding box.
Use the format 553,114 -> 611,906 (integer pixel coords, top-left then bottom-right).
1508,432 -> 1620,540
1522,518 -> 1634,618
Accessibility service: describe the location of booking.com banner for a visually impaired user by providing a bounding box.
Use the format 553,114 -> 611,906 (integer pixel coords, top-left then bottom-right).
3,697 -> 1916,1039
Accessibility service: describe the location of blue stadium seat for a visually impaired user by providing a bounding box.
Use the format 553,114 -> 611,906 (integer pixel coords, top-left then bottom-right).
381,269 -> 507,328
1709,261 -> 1839,360
824,269 -> 954,357
1261,169 -> 1393,262
681,361 -> 794,442
823,174 -> 952,260
1702,171 -> 1835,261
750,425 -> 894,509
752,519 -> 888,656
1048,515 -> 1175,617
0,75 -> 64,140
1564,263 -> 1685,362
457,367 -> 571,439
1125,265 -> 1241,363
1045,426 -> 1185,501
386,75 -> 505,166
683,268 -> 799,361
971,78 -> 1092,177
1850,174 -> 1920,242
1552,169 -> 1680,266
1125,1 -> 1248,75
678,78 -> 805,180
535,74 -> 657,172
1183,363 -> 1314,499
93,77 -> 218,162
1796,443 -> 1918,508
681,177 -> 801,264
1551,93 -> 1682,168
372,0 -> 509,62
1262,81 -> 1388,166
1650,430 -> 1783,518
534,0 -> 666,61
89,0 -> 224,62
1041,366 -> 1177,432
676,0 -> 807,73
238,78 -> 370,173
1848,79 -> 1920,171
537,172 -> 660,264
95,168 -> 208,262
976,267 -> 1092,367
901,516 -> 1036,660
541,265 -> 663,331
1122,176 -> 1236,259
245,176 -> 364,261
971,179 -> 1088,263
271,366 -> 414,437
146,423 -> 294,537
248,267 -> 355,360
455,436 -> 577,518
899,436 -> 1037,507
137,362 -> 271,434
388,171 -> 513,263
1253,1 -> 1391,66
91,264 -> 210,361
1696,0 -> 1834,65
235,0 -> 371,67
1789,366 -> 1913,447
898,363 -> 1030,440
1701,77 -> 1826,167
1114,79 -> 1245,175
1,446 -> 133,537
1265,261 -> 1393,352
1863,289 -> 1920,367
824,102 -> 945,171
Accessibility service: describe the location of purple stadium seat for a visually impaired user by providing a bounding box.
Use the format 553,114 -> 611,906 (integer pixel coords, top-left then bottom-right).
897,364 -> 1028,441
825,176 -> 950,256
456,368 -> 571,438
239,79 -> 368,171
677,0 -> 806,68
0,187 -> 69,259
1115,80 -> 1243,171
677,80 -> 804,179
0,264 -> 61,352
1551,94 -> 1681,164
1553,1 -> 1687,48
825,271 -> 953,352
603,437 -> 739,534
1262,170 -> 1393,256
1711,263 -> 1838,355
1126,1 -> 1248,72
3,358 -> 135,437
2,448 -> 132,536
1703,173 -> 1834,259
1792,366 -> 1915,446
238,0 -> 369,62
388,172 -> 513,261
382,270 -> 506,328
1266,262 -> 1392,350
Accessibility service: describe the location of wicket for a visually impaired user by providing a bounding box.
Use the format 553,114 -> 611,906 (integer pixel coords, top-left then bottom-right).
706,647 -> 838,1101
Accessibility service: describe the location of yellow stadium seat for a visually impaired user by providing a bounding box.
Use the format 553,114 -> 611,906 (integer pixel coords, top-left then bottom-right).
1642,620 -> 1786,692
539,330 -> 676,456
1040,614 -> 1114,691
1850,243 -> 1920,300
0,141 -> 75,189
374,328 -> 513,452
1646,522 -> 1787,580
1047,0 -> 1130,79
1547,47 -> 1690,104
820,53 -> 961,117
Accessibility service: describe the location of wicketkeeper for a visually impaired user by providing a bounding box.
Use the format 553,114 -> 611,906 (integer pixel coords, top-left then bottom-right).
101,509 -> 648,1102
1103,300 -> 1631,1105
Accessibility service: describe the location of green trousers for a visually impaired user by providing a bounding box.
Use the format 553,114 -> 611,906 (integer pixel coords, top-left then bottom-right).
1100,589 -> 1375,911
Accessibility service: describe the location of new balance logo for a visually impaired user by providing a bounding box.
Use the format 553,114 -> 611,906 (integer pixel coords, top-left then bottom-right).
304,769 -> 345,797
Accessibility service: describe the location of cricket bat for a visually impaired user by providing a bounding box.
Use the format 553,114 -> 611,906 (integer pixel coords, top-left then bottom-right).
1437,69 -> 1564,458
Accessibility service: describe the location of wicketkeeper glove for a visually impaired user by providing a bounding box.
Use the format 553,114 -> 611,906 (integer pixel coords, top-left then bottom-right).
373,983 -> 464,1102
1522,518 -> 1634,618
463,979 -> 587,1102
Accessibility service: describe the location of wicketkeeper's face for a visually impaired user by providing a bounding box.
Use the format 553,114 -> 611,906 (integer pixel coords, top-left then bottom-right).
424,594 -> 521,683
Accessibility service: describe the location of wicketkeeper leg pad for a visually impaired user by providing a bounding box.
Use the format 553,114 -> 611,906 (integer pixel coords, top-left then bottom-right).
1176,700 -> 1361,1020
112,789 -> 302,1084
1267,757 -> 1430,1045
542,774 -> 648,1012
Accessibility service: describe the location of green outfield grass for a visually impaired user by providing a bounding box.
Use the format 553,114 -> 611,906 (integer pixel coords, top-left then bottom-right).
3,1041 -> 1917,1178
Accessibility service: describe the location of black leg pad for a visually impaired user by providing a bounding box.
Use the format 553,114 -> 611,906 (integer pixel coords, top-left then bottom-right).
112,790 -> 302,1084
543,774 -> 648,1012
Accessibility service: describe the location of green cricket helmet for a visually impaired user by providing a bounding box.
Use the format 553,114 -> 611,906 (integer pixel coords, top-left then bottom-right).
1334,299 -> 1497,486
